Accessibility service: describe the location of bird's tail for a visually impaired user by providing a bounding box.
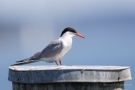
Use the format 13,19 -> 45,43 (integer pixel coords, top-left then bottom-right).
10,59 -> 39,66
10,52 -> 41,66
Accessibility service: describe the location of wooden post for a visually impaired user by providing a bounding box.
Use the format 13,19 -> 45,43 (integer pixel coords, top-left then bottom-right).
8,66 -> 132,90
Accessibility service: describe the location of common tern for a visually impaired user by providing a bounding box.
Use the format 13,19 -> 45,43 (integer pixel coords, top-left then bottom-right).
11,27 -> 84,66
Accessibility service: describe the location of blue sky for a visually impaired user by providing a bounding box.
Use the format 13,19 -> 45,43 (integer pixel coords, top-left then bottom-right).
0,0 -> 135,89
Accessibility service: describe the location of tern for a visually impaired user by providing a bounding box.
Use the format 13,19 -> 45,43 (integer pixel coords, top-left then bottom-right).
11,27 -> 84,66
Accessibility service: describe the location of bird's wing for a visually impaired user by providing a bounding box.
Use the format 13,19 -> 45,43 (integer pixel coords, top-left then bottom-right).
39,39 -> 64,58
30,52 -> 41,59
10,40 -> 63,66
10,52 -> 42,66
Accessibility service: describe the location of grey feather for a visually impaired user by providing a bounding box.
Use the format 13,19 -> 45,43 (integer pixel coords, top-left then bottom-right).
11,40 -> 63,66
30,52 -> 41,60
39,40 -> 63,58
10,52 -> 41,66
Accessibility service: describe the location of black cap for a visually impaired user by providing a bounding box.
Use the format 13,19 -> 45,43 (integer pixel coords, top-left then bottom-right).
60,27 -> 77,36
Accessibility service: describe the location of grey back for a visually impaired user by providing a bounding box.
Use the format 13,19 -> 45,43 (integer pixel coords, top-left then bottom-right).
39,40 -> 63,58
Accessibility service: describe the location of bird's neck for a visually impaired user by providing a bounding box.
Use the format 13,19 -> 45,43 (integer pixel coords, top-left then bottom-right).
59,32 -> 74,45
60,35 -> 72,42
60,34 -> 73,45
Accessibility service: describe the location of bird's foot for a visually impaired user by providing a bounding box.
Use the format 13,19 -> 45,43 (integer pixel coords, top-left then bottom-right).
59,60 -> 62,66
55,61 -> 58,66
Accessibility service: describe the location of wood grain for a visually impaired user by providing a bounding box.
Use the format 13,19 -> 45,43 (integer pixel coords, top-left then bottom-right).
8,66 -> 132,83
12,82 -> 124,90
8,66 -> 131,90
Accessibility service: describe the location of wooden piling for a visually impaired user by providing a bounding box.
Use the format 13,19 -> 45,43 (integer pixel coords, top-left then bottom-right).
8,66 -> 132,90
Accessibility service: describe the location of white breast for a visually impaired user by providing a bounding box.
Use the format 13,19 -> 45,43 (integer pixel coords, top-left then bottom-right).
54,37 -> 72,61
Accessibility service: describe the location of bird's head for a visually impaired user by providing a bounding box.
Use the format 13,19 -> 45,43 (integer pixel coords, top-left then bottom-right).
60,27 -> 85,38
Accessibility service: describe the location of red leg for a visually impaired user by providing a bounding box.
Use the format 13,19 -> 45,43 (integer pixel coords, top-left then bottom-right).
59,60 -> 62,65
55,61 -> 58,66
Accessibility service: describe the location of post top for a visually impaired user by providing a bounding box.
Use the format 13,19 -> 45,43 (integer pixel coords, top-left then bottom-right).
8,65 -> 132,83
9,65 -> 129,71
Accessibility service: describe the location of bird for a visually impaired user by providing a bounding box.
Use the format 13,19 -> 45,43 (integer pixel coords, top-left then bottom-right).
11,27 -> 84,66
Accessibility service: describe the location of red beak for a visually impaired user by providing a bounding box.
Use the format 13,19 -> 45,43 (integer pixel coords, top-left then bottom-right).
75,33 -> 85,38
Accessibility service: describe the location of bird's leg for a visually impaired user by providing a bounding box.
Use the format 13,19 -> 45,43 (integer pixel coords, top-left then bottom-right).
59,60 -> 62,65
55,61 -> 58,66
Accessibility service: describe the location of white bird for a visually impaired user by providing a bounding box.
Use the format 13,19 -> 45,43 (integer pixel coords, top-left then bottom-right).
11,27 -> 84,66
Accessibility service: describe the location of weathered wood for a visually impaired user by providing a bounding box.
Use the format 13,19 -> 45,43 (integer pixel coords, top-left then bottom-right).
8,66 -> 132,90
12,82 -> 124,90
8,66 -> 131,83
